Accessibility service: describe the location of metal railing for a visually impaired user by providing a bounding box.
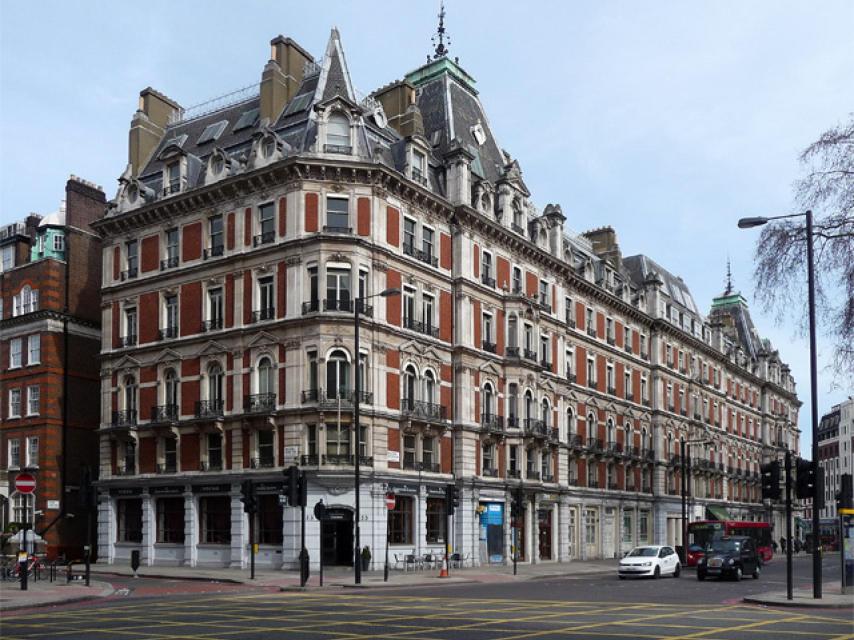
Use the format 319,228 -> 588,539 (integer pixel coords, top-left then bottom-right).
121,268 -> 138,280
150,404 -> 178,423
566,372 -> 577,383
245,393 -> 276,413
481,273 -> 496,288
586,327 -> 597,337
156,462 -> 177,474
159,326 -> 178,340
160,256 -> 179,270
523,419 -> 548,437
253,231 -> 275,246
324,144 -> 352,154
203,245 -> 224,260
480,413 -> 504,433
482,341 -> 497,353
323,298 -> 355,313
323,225 -> 352,234
251,308 -> 275,323
401,398 -> 447,421
587,476 -> 599,489
586,437 -> 604,452
195,399 -> 224,419
540,359 -> 552,370
506,469 -> 521,479
302,300 -> 319,314
202,318 -> 224,331
300,389 -> 373,406
322,454 -> 374,466
569,434 -> 584,449
199,460 -> 223,471
300,455 -> 319,466
250,457 -> 275,469
112,410 -> 137,427
120,335 -> 137,348
402,242 -> 439,267
403,317 -> 439,338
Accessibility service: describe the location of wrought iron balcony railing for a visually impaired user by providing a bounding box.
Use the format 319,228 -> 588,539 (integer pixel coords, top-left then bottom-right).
203,244 -> 224,260
202,318 -> 224,331
112,410 -> 137,427
321,454 -> 374,466
160,256 -> 179,270
121,268 -> 138,281
324,144 -> 352,154
157,462 -> 177,474
482,340 -> 497,353
195,399 -> 224,419
245,393 -> 276,413
402,242 -> 439,267
523,418 -> 548,437
480,413 -> 504,434
481,273 -> 496,288
587,437 -> 604,452
251,308 -> 275,323
403,317 -> 439,338
159,326 -> 178,340
506,469 -> 521,479
120,334 -> 137,348
301,389 -> 373,407
323,298 -> 354,313
401,398 -> 446,421
199,459 -> 223,472
150,404 -> 178,423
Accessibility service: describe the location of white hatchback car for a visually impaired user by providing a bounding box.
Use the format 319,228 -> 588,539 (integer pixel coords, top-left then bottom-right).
618,545 -> 681,579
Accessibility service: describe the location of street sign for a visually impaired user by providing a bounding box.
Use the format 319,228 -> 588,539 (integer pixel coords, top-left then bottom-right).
15,473 -> 36,494
385,493 -> 396,510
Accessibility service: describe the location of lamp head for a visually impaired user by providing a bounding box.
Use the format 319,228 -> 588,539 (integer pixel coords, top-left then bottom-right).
380,287 -> 401,297
737,217 -> 768,229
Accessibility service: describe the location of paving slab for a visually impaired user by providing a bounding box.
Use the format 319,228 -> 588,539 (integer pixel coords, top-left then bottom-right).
743,584 -> 854,609
0,579 -> 114,612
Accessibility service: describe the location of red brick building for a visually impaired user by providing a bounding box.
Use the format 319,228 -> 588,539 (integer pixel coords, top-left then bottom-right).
0,176 -> 105,558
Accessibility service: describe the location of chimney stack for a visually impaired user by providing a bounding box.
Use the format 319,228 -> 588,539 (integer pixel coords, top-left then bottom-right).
583,226 -> 622,269
372,81 -> 423,136
128,87 -> 182,176
260,36 -> 313,123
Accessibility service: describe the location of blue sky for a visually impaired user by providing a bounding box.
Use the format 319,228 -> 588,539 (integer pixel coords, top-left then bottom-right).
2,1 -> 852,455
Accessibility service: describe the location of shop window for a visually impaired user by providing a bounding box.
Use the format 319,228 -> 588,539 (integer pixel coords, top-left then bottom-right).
388,496 -> 413,544
117,498 -> 143,543
156,497 -> 185,543
257,494 -> 284,545
199,495 -> 231,544
426,498 -> 447,543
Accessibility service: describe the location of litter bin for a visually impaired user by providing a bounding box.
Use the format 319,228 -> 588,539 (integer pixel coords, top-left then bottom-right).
131,550 -> 140,575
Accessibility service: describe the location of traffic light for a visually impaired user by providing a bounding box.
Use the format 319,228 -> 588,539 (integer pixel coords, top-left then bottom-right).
241,480 -> 257,514
795,458 -> 815,500
760,460 -> 781,501
79,466 -> 96,511
284,466 -> 300,507
511,487 -> 525,520
837,473 -> 853,511
446,484 -> 459,515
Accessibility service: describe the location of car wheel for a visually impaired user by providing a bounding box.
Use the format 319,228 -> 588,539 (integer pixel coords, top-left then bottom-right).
618,575 -> 626,580
653,566 -> 661,579
697,571 -> 705,581
734,566 -> 742,581
752,564 -> 760,580
673,563 -> 681,578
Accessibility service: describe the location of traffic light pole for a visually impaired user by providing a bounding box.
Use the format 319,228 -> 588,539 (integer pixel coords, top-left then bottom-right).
806,210 -> 822,599
680,440 -> 687,564
354,299 -> 362,586
250,509 -> 256,581
785,451 -> 793,600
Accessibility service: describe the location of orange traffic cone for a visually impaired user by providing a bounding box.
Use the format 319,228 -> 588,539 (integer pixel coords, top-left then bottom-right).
438,555 -> 449,578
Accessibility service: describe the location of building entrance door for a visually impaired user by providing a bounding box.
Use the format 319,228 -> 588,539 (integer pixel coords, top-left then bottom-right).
538,508 -> 553,560
321,509 -> 353,566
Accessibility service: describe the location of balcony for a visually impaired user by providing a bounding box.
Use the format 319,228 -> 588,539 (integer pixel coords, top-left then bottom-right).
112,410 -> 137,427
640,351 -> 649,360
523,348 -> 537,361
506,469 -> 521,479
199,460 -> 223,472
642,448 -> 655,462
506,416 -> 519,429
253,231 -> 275,246
402,243 -> 439,267
540,359 -> 552,370
548,428 -> 560,443
403,461 -> 441,473
566,372 -> 577,384
403,317 -> 439,338
410,166 -> 428,186
586,437 -> 604,453
245,393 -> 276,414
608,441 -> 624,456
569,434 -> 584,450
159,326 -> 178,340
566,314 -> 576,328
121,268 -> 138,281
624,343 -> 633,354
300,455 -> 319,466
194,399 -> 224,419
680,409 -> 687,417
401,398 -> 447,422
667,487 -> 680,496
120,334 -> 137,348
203,245 -> 224,260
511,222 -> 525,235
482,341 -> 497,354
669,454 -> 682,466
538,295 -> 551,313
568,476 -> 579,486
642,398 -> 651,407
116,464 -> 136,476
526,471 -> 541,481
156,462 -> 177,474
626,392 -> 634,402
160,256 -> 179,270
587,379 -> 597,390
608,481 -> 620,491
482,467 -> 499,478
543,473 -> 555,483
250,456 -> 276,469
587,476 -> 599,489
523,419 -> 548,438
322,454 -> 374,466
324,143 -> 352,154
481,273 -> 496,288
251,307 -> 275,323
607,386 -> 616,395
202,318 -> 224,332
301,388 -> 373,407
586,327 -> 597,338
481,413 -> 504,434
323,298 -> 355,313
150,404 -> 178,424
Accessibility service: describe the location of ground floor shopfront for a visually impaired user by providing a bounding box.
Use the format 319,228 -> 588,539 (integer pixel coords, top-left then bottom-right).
97,474 -> 769,570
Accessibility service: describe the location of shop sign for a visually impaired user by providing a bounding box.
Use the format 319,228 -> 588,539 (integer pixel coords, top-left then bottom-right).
255,482 -> 284,494
426,485 -> 447,497
539,493 -> 558,503
387,482 -> 419,495
150,485 -> 185,496
387,450 -> 400,463
481,502 -> 504,525
110,487 -> 143,497
47,500 -> 60,510
193,484 -> 231,494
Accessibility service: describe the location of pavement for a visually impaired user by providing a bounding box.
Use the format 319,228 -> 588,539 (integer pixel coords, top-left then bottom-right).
743,584 -> 854,608
0,577 -> 114,612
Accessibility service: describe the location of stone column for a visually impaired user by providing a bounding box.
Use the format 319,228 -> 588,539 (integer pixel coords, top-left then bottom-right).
229,485 -> 246,569
141,492 -> 155,566
97,492 -> 115,565
530,496 -> 539,563
558,499 -> 571,563
183,490 -> 197,567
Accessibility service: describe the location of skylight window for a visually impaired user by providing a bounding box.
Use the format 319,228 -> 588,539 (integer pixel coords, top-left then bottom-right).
164,133 -> 188,149
233,108 -> 260,132
471,123 -> 486,145
198,120 -> 228,145
284,93 -> 312,116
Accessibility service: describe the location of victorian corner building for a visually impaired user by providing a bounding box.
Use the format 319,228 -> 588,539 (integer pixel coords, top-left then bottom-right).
93,29 -> 801,570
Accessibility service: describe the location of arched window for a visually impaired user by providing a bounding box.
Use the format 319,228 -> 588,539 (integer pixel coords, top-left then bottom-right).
483,383 -> 494,417
327,113 -> 350,149
587,412 -> 597,440
164,369 -> 179,408
123,375 -> 137,415
423,370 -> 436,405
258,357 -> 275,396
541,398 -> 550,427
525,391 -> 534,422
326,350 -> 350,399
403,365 -> 417,408
208,363 -> 224,405
606,418 -> 615,444
508,383 -> 518,424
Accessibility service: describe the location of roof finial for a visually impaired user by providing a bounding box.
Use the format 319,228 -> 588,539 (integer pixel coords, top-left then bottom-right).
431,0 -> 450,60
724,256 -> 734,295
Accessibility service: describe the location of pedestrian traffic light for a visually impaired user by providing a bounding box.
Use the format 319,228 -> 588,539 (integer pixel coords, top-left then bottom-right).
511,487 -> 525,519
837,473 -> 853,511
241,480 -> 257,514
446,484 -> 459,515
760,460 -> 781,501
79,466 -> 96,511
283,466 -> 300,507
795,458 -> 815,500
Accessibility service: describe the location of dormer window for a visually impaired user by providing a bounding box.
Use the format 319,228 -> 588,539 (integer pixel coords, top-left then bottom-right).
411,149 -> 426,183
471,122 -> 486,145
211,154 -> 224,176
166,162 -> 181,194
325,112 -> 351,154
262,137 -> 276,159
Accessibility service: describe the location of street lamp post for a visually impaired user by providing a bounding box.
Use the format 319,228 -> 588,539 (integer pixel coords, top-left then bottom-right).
738,210 -> 821,598
353,287 -> 400,585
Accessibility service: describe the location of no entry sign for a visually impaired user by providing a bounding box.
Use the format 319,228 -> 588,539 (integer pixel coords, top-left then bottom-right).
15,472 -> 36,494
385,493 -> 396,510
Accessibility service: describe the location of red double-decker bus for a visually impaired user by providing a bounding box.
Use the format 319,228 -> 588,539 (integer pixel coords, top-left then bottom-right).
687,520 -> 773,565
